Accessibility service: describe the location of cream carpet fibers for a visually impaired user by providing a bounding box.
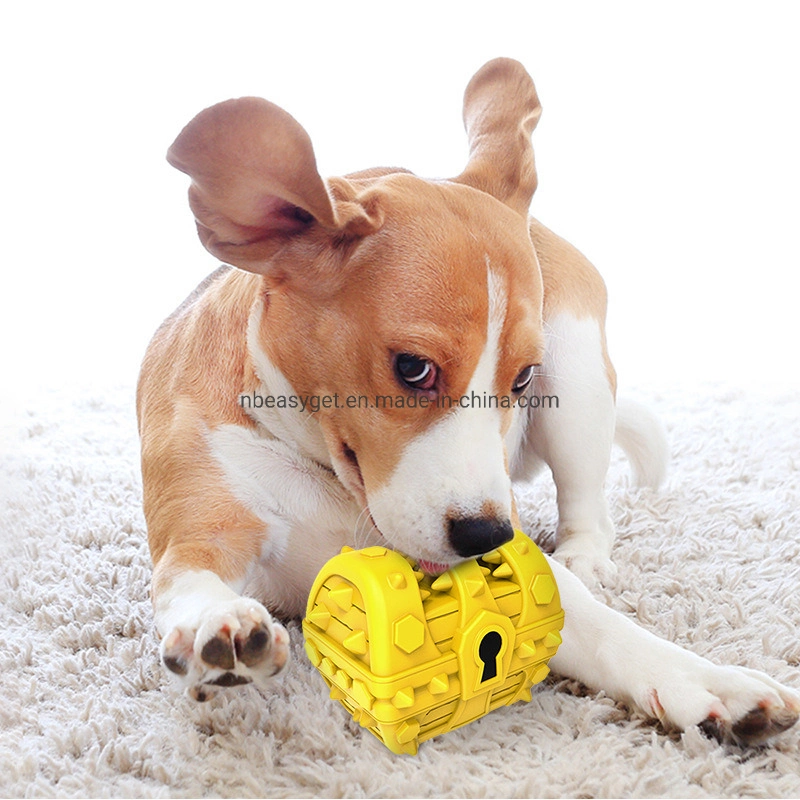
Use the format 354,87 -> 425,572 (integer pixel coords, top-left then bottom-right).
2,383 -> 800,798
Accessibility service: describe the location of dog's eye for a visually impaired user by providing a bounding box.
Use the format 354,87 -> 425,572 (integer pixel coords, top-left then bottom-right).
512,365 -> 536,393
395,353 -> 437,391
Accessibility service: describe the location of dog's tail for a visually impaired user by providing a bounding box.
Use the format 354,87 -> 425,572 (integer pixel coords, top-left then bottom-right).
614,398 -> 669,489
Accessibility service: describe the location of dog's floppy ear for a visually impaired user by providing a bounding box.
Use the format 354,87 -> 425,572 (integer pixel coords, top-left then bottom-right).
167,98 -> 381,272
454,58 -> 541,217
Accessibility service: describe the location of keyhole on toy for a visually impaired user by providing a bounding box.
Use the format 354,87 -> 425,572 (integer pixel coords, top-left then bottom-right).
478,631 -> 502,682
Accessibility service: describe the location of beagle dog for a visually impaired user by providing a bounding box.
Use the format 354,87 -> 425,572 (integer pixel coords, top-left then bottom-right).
137,58 -> 799,742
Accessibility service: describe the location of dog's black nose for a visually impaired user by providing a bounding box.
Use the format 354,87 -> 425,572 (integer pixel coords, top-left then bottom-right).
448,516 -> 514,558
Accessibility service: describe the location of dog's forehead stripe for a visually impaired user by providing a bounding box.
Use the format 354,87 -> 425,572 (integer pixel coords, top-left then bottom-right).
487,260 -> 508,336
469,260 -> 507,396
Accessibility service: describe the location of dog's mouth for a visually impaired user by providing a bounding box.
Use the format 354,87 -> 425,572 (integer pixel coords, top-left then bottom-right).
340,443 -> 365,493
338,442 -> 454,576
416,559 -> 452,576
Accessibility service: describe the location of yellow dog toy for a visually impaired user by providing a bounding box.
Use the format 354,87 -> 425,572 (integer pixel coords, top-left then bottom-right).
303,530 -> 564,755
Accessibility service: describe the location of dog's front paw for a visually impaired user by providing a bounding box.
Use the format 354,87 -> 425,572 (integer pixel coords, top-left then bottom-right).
160,599 -> 290,701
650,663 -> 800,746
553,540 -> 618,588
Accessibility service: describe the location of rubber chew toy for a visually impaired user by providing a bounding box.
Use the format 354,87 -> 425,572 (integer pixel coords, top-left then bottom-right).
303,529 -> 564,755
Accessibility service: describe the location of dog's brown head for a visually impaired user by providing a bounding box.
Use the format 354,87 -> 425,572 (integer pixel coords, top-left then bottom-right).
168,58 -> 545,571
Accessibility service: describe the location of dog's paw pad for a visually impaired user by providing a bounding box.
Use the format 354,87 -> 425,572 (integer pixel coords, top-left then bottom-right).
699,715 -> 724,741
160,599 -> 290,699
163,654 -> 189,676
208,672 -> 253,687
162,628 -> 194,676
702,700 -> 800,746
660,665 -> 800,745
201,634 -> 236,670
235,622 -> 270,667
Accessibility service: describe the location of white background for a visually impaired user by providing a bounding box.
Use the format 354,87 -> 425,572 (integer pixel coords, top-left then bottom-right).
2,1 -> 798,399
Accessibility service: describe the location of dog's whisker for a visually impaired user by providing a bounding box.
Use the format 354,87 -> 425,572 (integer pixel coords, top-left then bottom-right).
351,506 -> 378,551
353,511 -> 368,550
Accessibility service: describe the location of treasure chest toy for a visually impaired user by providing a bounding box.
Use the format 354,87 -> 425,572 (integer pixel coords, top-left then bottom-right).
302,529 -> 564,755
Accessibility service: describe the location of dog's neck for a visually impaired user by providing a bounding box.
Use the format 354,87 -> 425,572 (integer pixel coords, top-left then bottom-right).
243,300 -> 334,468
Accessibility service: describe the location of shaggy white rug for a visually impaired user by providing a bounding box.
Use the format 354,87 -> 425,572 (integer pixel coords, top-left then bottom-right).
1,383 -> 800,798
